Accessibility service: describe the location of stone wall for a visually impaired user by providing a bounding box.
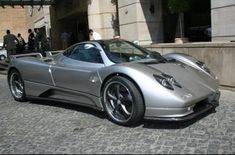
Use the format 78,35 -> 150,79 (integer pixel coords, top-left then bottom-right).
211,0 -> 235,42
26,6 -> 51,37
118,0 -> 164,45
87,0 -> 117,39
145,42 -> 235,88
0,6 -> 28,42
49,0 -> 88,50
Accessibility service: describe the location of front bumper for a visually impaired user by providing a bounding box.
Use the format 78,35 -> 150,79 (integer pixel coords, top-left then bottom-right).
144,90 -> 220,122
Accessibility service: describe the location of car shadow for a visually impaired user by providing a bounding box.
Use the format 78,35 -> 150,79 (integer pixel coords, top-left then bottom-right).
141,108 -> 216,129
28,99 -> 216,129
28,99 -> 107,119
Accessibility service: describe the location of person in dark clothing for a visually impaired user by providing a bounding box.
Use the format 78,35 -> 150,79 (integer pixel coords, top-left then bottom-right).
35,28 -> 46,51
16,33 -> 26,54
34,28 -> 47,57
1,30 -> 19,59
28,29 -> 35,52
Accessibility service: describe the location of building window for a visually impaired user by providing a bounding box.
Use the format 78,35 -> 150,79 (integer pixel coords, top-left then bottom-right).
162,0 -> 211,43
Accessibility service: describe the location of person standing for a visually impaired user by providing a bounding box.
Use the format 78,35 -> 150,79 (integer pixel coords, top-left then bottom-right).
28,29 -> 35,52
33,28 -> 38,37
35,28 -> 46,51
33,28 -> 38,50
77,30 -> 84,42
16,33 -> 26,54
1,30 -> 19,59
89,29 -> 102,40
61,31 -> 70,49
35,29 -> 47,57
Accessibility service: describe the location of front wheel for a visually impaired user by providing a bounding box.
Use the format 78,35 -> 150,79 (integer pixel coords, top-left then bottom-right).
8,70 -> 26,102
102,76 -> 145,126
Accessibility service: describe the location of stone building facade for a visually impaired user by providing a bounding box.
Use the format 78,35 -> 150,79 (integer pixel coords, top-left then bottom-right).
118,0 -> 164,45
49,0 -> 213,49
26,6 -> 51,38
0,6 -> 28,43
211,0 -> 235,42
0,6 -> 50,44
50,0 -> 164,49
1,0 -> 235,49
50,0 -> 118,50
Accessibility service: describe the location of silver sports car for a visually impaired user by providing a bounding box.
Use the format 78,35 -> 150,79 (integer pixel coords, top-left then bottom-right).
7,39 -> 220,126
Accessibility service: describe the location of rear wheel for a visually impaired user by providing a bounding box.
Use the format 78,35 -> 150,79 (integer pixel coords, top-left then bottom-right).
8,70 -> 26,101
102,76 -> 144,126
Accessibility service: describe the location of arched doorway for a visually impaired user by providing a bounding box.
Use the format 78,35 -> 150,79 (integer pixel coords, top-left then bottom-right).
50,0 -> 89,50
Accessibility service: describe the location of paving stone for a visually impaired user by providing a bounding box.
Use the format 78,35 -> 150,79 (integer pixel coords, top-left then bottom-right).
0,74 -> 234,154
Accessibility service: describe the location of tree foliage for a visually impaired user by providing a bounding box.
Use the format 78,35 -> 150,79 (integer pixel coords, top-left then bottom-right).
168,0 -> 192,13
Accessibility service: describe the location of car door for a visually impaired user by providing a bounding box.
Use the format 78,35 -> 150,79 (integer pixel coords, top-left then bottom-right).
51,43 -> 105,97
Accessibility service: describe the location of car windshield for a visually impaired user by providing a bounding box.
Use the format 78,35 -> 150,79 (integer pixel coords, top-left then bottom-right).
99,40 -> 165,63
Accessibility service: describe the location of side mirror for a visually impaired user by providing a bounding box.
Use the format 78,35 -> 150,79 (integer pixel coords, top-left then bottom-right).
150,51 -> 161,57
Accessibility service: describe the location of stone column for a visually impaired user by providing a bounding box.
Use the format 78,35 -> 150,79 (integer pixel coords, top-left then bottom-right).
211,0 -> 235,42
50,5 -> 62,50
87,0 -> 117,39
118,0 -> 164,45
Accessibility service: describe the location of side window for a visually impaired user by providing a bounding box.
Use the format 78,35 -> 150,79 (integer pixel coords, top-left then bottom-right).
63,45 -> 76,57
68,43 -> 103,63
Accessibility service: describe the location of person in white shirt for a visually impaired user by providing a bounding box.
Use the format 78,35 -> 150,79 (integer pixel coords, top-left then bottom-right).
89,29 -> 102,40
16,33 -> 26,53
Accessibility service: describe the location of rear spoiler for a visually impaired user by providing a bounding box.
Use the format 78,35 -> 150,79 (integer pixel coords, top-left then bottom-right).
10,53 -> 43,59
10,50 -> 64,60
46,50 -> 63,57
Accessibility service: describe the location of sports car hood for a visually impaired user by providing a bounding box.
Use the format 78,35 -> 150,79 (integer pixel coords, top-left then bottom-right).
130,61 -> 219,98
150,62 -> 218,90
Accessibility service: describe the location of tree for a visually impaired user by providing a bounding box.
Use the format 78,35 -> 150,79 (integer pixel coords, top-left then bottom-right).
168,0 -> 192,38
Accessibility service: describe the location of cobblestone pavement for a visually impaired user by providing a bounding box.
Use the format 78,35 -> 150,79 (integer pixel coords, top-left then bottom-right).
0,74 -> 234,154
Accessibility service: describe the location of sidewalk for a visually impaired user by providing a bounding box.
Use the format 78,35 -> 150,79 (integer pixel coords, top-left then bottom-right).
0,73 -> 234,154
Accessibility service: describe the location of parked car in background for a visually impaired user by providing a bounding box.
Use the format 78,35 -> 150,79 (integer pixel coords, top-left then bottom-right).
0,42 -> 7,61
187,25 -> 211,42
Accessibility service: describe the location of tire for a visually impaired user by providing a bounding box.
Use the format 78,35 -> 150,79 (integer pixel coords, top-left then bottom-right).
8,70 -> 26,102
0,55 -> 6,61
102,76 -> 144,126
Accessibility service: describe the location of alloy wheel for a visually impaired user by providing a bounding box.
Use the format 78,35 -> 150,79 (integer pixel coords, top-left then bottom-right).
104,81 -> 134,123
9,72 -> 24,99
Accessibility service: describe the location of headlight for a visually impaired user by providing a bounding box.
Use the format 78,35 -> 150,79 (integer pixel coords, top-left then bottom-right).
196,61 -> 211,74
154,74 -> 174,90
153,73 -> 182,90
